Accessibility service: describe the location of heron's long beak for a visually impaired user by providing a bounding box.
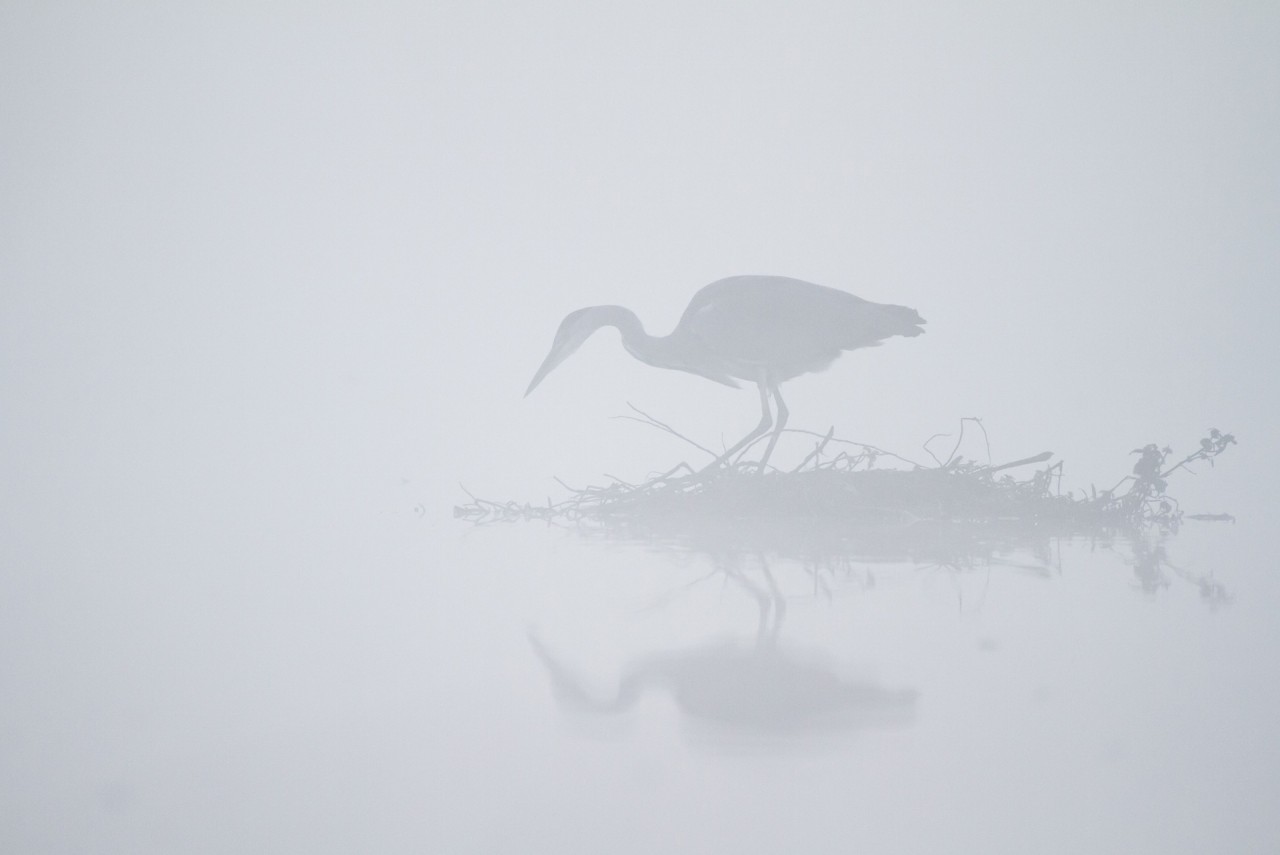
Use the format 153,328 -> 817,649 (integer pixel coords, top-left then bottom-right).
525,311 -> 600,397
523,344 -> 570,397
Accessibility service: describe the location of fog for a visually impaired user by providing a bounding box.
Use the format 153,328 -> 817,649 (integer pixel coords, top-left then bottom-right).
3,3 -> 1278,853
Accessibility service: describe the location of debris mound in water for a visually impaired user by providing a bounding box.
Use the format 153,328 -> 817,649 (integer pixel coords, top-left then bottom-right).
455,416 -> 1235,536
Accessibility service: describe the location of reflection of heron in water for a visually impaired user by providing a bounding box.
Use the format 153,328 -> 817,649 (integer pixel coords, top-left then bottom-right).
528,558 -> 917,739
525,275 -> 925,469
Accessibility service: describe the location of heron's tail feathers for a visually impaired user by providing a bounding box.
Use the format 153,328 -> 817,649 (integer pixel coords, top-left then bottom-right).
844,301 -> 926,346
883,303 -> 926,333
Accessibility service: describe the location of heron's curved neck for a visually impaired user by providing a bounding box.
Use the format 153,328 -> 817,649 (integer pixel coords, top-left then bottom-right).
592,305 -> 679,369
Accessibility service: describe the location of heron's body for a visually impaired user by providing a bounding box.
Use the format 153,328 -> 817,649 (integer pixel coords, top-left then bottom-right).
526,275 -> 925,469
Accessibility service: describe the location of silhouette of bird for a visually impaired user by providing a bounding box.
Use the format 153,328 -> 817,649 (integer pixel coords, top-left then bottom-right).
524,275 -> 925,469
526,561 -> 917,735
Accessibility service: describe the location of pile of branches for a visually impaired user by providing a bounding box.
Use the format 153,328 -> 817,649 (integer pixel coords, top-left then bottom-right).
455,410 -> 1235,537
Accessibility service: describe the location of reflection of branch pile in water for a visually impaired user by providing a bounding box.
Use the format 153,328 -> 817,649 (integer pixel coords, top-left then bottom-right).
457,411 -> 1236,550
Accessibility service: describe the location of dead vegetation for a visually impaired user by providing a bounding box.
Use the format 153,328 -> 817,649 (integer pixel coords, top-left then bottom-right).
456,409 -> 1235,541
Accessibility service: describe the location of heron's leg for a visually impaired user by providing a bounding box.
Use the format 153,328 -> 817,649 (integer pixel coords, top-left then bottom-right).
707,381 -> 773,470
757,384 -> 789,472
758,555 -> 785,646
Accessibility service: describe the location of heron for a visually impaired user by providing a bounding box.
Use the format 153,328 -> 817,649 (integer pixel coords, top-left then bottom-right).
524,274 -> 926,470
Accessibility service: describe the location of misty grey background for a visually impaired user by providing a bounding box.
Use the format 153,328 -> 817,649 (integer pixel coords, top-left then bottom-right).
3,3 -> 1278,853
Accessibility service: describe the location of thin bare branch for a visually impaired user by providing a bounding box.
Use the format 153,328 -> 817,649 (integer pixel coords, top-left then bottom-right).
982,451 -> 1054,474
791,426 -> 835,473
614,403 -> 718,459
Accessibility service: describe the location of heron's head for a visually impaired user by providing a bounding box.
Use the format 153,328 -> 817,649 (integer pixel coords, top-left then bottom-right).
524,307 -> 610,397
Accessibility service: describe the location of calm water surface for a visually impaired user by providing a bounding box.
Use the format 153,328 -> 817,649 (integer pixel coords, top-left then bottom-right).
3,480 -> 1277,854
